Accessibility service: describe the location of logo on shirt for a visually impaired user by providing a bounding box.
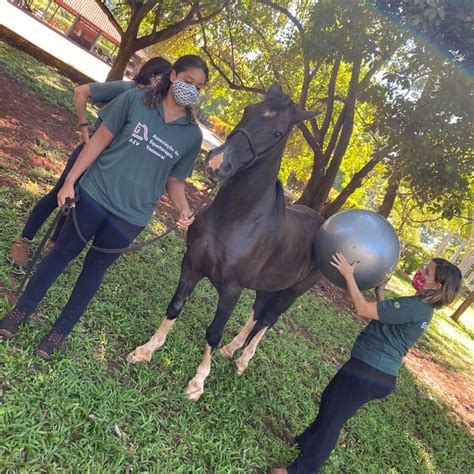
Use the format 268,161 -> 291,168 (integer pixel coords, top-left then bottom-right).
421,322 -> 428,330
128,122 -> 180,161
394,301 -> 401,309
132,122 -> 149,141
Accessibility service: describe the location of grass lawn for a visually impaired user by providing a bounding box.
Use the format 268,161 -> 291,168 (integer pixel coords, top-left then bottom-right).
0,40 -> 473,473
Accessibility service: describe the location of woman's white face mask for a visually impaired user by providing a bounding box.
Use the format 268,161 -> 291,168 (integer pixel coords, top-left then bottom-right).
171,79 -> 199,106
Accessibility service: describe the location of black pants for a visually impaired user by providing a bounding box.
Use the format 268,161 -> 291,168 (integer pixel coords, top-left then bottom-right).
16,187 -> 144,337
288,358 -> 396,474
21,144 -> 83,242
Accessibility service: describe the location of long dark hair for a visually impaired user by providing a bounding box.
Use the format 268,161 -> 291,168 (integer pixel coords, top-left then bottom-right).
133,57 -> 172,85
422,258 -> 462,308
144,55 -> 209,123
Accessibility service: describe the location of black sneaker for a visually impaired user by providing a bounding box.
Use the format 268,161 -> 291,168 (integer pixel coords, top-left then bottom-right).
0,308 -> 29,338
36,330 -> 65,360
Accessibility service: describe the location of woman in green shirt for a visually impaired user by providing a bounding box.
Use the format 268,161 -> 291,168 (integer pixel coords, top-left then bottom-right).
0,55 -> 208,359
9,56 -> 172,267
271,255 -> 462,474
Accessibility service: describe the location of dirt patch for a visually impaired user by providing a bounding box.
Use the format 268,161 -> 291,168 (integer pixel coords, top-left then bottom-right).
312,279 -> 359,318
405,348 -> 474,434
0,69 -> 77,176
285,318 -> 315,345
0,174 -> 18,187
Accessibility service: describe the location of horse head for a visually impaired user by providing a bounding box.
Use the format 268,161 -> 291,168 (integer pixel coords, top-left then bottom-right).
206,83 -> 319,182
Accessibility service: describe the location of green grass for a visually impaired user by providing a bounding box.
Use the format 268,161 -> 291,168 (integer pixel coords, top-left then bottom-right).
0,41 -> 97,122
1,40 -> 473,473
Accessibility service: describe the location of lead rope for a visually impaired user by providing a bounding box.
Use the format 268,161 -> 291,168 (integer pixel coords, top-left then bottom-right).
17,181 -> 218,293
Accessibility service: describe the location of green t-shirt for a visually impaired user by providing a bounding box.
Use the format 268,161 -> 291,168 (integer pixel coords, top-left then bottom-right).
89,80 -> 136,104
89,80 -> 137,129
80,89 -> 202,226
351,296 -> 434,376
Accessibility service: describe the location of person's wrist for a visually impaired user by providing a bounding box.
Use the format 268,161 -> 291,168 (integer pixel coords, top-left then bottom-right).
64,177 -> 75,187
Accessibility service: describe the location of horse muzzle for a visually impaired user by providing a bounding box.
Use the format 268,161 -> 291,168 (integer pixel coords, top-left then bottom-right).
205,146 -> 232,182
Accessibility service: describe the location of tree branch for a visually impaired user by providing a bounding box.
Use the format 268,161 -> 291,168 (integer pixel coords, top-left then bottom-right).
257,0 -> 304,37
358,42 -> 402,91
200,23 -> 265,94
94,0 -> 124,36
320,56 -> 341,141
323,149 -> 387,217
300,62 -> 321,109
297,122 -> 322,154
226,9 -> 237,83
152,0 -> 164,33
134,0 -> 200,50
188,0 -> 231,26
324,57 -> 361,160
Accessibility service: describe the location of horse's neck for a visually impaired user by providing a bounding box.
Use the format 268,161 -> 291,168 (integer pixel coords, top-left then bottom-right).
214,150 -> 284,219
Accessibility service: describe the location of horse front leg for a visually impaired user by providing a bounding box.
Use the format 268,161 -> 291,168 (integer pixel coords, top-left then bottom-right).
127,255 -> 200,363
185,284 -> 242,401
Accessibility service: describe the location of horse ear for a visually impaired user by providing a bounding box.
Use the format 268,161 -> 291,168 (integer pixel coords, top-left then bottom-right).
292,109 -> 321,124
266,83 -> 282,98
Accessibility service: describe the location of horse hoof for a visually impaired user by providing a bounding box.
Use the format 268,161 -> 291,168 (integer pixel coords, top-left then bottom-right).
185,381 -> 203,401
235,359 -> 247,376
219,345 -> 235,359
126,347 -> 151,364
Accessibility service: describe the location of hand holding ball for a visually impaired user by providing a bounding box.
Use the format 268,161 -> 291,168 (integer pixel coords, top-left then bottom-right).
315,210 -> 400,290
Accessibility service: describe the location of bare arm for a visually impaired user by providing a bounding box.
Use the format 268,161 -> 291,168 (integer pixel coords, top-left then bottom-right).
57,124 -> 113,207
375,278 -> 389,302
330,253 -> 379,320
166,177 -> 194,230
74,84 -> 91,143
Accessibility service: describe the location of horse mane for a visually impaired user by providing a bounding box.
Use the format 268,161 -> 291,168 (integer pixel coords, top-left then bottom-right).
275,180 -> 286,215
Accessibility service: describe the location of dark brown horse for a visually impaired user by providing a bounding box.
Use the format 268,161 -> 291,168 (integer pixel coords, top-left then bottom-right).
127,84 -> 323,401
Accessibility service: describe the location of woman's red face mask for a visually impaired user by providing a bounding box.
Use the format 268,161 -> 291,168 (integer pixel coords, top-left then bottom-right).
412,271 -> 426,291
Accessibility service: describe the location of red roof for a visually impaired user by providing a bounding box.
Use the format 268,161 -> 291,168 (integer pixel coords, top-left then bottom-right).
55,0 -> 122,45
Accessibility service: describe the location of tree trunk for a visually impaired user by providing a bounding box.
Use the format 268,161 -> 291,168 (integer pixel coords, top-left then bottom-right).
295,150 -> 326,208
451,291 -> 473,323
304,57 -> 361,213
322,151 -> 385,217
106,41 -> 137,80
106,10 -> 143,81
378,174 -> 400,218
312,105 -> 355,212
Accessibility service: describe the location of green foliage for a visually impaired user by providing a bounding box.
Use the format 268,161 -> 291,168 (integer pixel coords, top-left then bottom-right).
0,41 -> 473,472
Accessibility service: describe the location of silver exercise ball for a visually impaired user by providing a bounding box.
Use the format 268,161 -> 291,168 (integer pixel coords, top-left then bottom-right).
316,209 -> 400,290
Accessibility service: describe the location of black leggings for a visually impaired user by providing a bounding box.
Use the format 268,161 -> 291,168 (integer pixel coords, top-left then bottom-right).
288,358 -> 396,474
16,187 -> 144,337
21,144 -> 83,242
